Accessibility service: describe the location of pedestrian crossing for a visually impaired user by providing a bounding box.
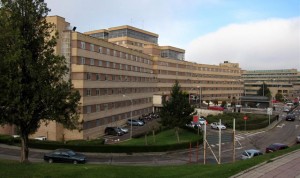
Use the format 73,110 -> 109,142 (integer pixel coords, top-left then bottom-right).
207,131 -> 265,147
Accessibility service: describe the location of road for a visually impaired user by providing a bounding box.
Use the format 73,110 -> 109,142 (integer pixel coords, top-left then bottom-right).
0,106 -> 299,165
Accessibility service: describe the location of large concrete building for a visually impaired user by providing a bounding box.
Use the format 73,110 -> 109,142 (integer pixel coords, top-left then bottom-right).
1,16 -> 244,141
242,69 -> 300,100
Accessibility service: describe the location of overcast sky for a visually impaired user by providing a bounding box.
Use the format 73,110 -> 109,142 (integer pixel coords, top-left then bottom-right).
45,0 -> 300,71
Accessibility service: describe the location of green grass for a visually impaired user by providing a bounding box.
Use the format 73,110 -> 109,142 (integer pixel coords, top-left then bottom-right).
1,144 -> 299,178
119,128 -> 202,146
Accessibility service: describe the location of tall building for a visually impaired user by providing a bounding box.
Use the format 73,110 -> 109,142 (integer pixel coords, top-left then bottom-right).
0,16 -> 243,141
242,69 -> 300,100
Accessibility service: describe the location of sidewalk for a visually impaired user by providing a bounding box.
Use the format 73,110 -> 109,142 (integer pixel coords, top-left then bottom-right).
230,149 -> 300,178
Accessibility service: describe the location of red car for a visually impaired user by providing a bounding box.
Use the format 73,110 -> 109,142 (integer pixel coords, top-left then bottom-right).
265,143 -> 288,153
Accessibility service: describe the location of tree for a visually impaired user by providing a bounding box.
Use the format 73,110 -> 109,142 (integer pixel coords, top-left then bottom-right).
257,82 -> 271,98
160,81 -> 195,142
0,0 -> 81,163
275,92 -> 284,102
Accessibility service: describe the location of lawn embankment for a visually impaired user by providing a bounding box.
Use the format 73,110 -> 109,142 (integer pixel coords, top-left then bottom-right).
0,144 -> 299,178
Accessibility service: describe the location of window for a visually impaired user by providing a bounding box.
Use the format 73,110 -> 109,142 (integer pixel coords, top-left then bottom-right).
80,42 -> 86,49
120,52 -> 123,58
90,44 -> 94,52
96,89 -> 100,95
96,104 -> 100,112
86,106 -> 91,113
90,59 -> 94,65
96,74 -> 100,80
125,54 -> 128,59
106,61 -> 110,68
98,60 -> 102,66
86,89 -> 91,96
86,73 -> 91,80
119,64 -> 123,70
106,48 -> 110,55
98,47 -> 102,53
113,50 -> 117,56
104,104 -> 108,111
113,63 -> 116,69
80,57 -> 85,65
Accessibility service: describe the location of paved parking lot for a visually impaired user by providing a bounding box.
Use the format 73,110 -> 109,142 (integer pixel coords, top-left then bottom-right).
103,118 -> 161,144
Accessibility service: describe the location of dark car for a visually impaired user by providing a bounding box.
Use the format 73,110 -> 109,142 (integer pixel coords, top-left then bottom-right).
266,143 -> 289,153
285,114 -> 295,121
104,127 -> 123,136
44,149 -> 86,164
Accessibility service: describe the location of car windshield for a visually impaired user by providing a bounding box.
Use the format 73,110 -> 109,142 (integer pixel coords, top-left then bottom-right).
242,151 -> 251,156
66,150 -> 76,156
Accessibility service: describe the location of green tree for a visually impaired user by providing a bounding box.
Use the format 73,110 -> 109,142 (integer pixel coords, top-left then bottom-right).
275,92 -> 284,102
160,81 -> 195,142
257,82 -> 271,98
0,0 -> 81,163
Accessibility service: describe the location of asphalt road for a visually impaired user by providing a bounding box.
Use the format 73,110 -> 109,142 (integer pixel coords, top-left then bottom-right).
1,106 -> 299,165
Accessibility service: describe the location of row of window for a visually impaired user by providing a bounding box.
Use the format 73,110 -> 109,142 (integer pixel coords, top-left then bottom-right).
157,61 -> 241,74
83,98 -> 153,114
84,87 -> 157,97
83,73 -> 156,83
157,70 -> 240,79
78,56 -> 153,74
79,41 -> 153,65
83,107 -> 153,130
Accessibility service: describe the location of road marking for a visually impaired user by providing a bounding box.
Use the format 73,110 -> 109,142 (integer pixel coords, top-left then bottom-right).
277,123 -> 285,128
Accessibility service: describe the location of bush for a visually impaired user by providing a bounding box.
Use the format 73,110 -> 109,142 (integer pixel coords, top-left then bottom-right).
206,113 -> 277,130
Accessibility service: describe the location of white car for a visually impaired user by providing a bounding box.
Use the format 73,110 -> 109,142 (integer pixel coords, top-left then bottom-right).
198,118 -> 206,125
34,136 -> 47,141
210,122 -> 226,130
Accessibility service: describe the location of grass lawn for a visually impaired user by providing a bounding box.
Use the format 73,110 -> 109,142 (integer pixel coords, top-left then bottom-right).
1,144 -> 300,178
118,128 -> 202,146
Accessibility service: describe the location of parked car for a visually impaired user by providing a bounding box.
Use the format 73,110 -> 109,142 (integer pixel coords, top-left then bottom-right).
44,149 -> 86,164
117,127 -> 129,134
241,149 -> 263,160
296,135 -> 300,144
34,136 -> 47,141
127,119 -> 144,126
265,143 -> 289,153
285,114 -> 295,121
104,127 -> 123,136
210,122 -> 226,130
186,121 -> 201,128
198,118 -> 206,125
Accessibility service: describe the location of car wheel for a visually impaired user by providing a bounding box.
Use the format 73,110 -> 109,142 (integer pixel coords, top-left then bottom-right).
73,160 -> 78,164
48,159 -> 53,163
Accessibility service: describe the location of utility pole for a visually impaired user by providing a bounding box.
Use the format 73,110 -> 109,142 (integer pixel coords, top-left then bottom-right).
218,119 -> 222,164
203,122 -> 206,164
233,118 -> 236,163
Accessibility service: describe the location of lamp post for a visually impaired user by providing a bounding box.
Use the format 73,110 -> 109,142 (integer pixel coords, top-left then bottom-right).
197,86 -> 202,108
189,88 -> 195,104
123,94 -> 133,139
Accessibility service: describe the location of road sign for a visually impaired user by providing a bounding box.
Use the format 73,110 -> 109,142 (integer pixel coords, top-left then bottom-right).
267,108 -> 273,115
243,116 -> 248,120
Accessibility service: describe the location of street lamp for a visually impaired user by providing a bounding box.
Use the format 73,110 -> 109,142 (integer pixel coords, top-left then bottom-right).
189,88 -> 195,104
123,94 -> 133,139
197,86 -> 202,108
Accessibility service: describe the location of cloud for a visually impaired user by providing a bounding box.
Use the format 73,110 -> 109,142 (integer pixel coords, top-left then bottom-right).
186,17 -> 300,70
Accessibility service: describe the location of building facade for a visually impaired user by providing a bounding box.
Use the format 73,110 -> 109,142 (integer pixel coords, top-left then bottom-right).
242,69 -> 300,101
1,16 -> 244,140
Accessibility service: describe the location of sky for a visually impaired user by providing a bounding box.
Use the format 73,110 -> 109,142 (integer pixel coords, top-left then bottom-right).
45,0 -> 300,71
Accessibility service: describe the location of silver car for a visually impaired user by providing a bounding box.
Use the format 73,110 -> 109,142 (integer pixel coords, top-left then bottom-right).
241,149 -> 263,160
296,135 -> 300,143
117,127 -> 129,134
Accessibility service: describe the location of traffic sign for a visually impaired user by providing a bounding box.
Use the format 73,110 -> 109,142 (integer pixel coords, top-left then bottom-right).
243,116 -> 248,120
